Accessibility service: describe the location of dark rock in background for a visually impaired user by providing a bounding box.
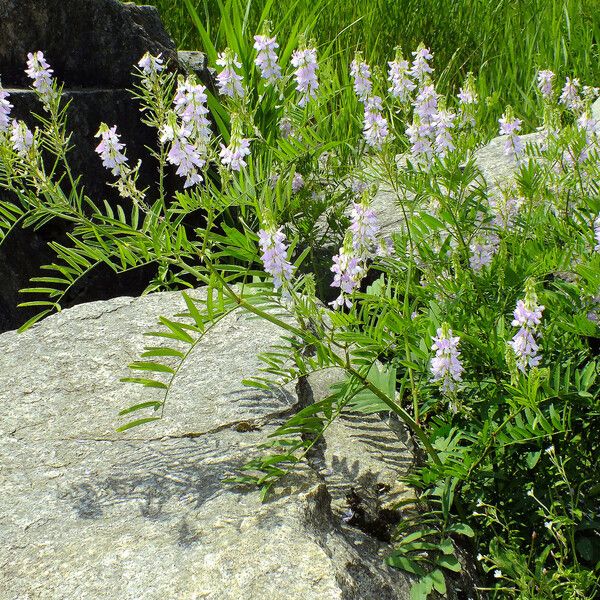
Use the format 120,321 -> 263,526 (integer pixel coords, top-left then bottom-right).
0,0 -> 178,89
0,0 -> 213,332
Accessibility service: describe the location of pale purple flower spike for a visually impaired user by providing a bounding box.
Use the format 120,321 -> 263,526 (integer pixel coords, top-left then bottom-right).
291,172 -> 304,193
350,55 -> 372,102
138,52 -> 164,76
165,125 -> 206,188
363,96 -> 389,149
11,120 -> 34,156
410,45 -> 433,82
431,326 -> 464,393
537,69 -> 555,99
220,137 -> 251,171
291,47 -> 319,107
349,201 -> 380,255
258,227 -> 294,290
25,51 -> 56,106
559,77 -> 582,111
509,296 -> 545,373
388,57 -> 416,103
95,124 -> 128,176
254,35 -> 282,85
216,50 -> 245,98
0,86 -> 13,133
499,111 -> 523,159
330,248 -> 364,309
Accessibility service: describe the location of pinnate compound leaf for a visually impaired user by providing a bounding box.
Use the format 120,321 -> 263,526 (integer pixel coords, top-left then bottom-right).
129,361 -> 176,374
116,417 -> 161,432
118,401 -> 162,416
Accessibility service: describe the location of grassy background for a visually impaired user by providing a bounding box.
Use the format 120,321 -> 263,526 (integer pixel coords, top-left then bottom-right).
136,0 -> 599,135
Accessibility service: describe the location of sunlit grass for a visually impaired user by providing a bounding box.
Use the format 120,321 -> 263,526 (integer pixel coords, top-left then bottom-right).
136,0 -> 598,134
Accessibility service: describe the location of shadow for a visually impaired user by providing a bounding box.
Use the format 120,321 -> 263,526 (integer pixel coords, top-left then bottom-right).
62,437 -> 251,521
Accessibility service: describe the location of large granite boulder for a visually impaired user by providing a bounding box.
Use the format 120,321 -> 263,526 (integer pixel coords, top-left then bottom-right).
0,290 -> 417,599
0,0 -> 178,89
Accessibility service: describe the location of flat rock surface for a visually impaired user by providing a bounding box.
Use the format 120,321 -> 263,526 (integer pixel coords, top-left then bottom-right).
0,291 -> 412,599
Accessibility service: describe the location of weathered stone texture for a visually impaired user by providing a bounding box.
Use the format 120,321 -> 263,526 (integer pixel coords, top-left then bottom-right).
0,290 -> 413,599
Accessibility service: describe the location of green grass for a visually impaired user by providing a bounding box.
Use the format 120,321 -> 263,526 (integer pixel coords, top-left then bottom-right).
136,0 -> 598,134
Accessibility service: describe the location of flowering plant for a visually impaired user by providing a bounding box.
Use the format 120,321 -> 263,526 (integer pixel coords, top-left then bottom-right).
1,19 -> 598,599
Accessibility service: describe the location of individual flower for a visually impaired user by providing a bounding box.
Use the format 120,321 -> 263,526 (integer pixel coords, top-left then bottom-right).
219,114 -> 250,171
430,323 -> 464,394
0,85 -> 13,133
499,107 -> 523,160
594,214 -> 600,252
559,77 -> 582,112
258,226 -> 294,290
95,124 -> 128,176
433,107 -> 456,157
173,77 -> 211,143
279,116 -> 293,138
216,49 -> 245,98
291,172 -> 304,193
363,95 -> 389,149
508,283 -> 545,373
537,69 -> 555,100
290,47 -> 319,107
10,120 -> 34,156
138,52 -> 164,77
166,125 -> 206,188
410,44 -> 433,82
469,234 -> 499,272
253,34 -> 282,85
330,242 -> 365,309
350,53 -> 372,102
349,200 -> 379,255
388,50 -> 416,103
25,51 -> 57,107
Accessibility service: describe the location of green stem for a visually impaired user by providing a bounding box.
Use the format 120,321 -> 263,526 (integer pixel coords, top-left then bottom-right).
198,255 -> 442,467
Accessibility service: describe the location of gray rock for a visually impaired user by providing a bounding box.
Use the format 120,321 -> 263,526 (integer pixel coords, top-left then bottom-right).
473,131 -> 543,199
308,368 -> 414,514
0,290 -> 412,599
369,98 -> 600,233
0,0 -> 178,88
365,131 -> 547,236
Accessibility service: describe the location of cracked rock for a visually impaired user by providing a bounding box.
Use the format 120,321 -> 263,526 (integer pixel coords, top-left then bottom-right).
0,290 -> 413,599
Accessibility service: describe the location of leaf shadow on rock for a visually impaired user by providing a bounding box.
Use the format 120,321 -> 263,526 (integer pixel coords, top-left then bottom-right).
61,438 -> 257,521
